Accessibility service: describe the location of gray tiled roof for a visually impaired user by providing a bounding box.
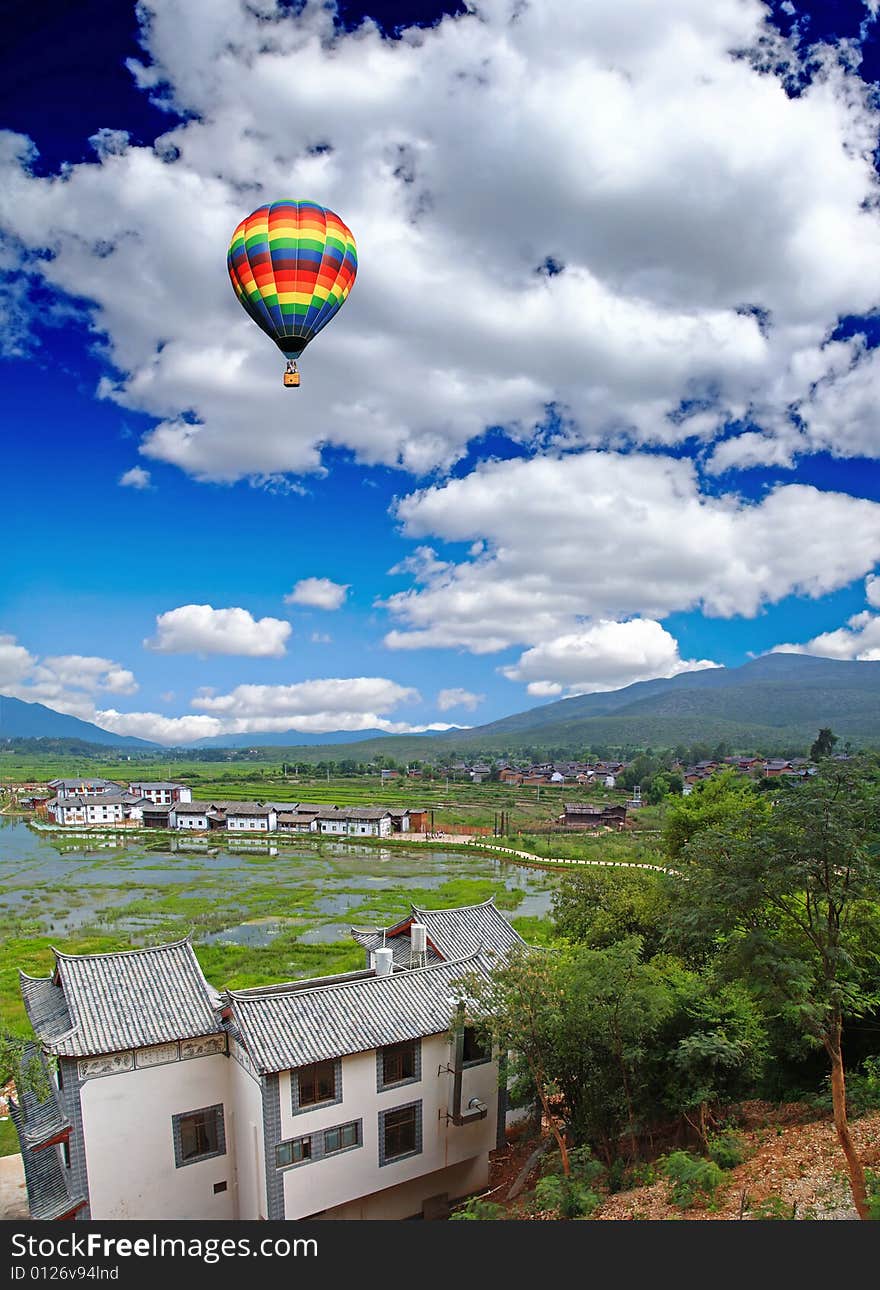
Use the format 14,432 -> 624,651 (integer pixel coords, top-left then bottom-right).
129,782 -> 186,790
48,779 -> 121,790
9,1100 -> 85,1221
349,898 -> 525,966
349,929 -> 443,969
412,898 -> 526,962
18,976 -> 73,1044
10,1046 -> 69,1151
226,953 -> 493,1073
21,939 -> 223,1057
316,806 -> 391,821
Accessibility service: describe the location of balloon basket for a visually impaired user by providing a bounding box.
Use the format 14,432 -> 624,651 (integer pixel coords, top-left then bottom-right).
283,372 -> 300,388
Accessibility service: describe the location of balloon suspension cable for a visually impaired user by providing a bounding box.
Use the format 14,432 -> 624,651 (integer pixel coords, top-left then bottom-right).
285,359 -> 298,373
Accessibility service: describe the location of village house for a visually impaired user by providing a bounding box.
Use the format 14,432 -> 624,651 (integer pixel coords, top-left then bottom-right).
128,782 -> 193,805
47,793 -> 146,828
314,806 -> 393,838
47,779 -> 125,800
561,802 -> 628,830
12,899 -> 523,1221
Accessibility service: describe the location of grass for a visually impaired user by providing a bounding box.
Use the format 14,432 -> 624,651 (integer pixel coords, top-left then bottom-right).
0,821 -> 573,1038
0,1117 -> 19,1158
1,764 -> 651,833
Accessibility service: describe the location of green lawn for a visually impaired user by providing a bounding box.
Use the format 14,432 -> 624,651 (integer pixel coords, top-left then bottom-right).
0,1117 -> 19,1158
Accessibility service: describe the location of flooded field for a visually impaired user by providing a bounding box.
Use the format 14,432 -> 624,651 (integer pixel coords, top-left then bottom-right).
0,817 -> 559,1018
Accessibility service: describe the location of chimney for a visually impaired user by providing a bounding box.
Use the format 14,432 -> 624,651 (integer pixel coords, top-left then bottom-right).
374,947 -> 394,976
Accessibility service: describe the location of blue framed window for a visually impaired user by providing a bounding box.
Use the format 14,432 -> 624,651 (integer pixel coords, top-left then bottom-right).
377,1038 -> 421,1092
379,1100 -> 422,1167
172,1104 -> 226,1168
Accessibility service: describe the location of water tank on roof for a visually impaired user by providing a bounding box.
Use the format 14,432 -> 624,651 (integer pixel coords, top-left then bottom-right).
411,923 -> 427,954
375,947 -> 394,976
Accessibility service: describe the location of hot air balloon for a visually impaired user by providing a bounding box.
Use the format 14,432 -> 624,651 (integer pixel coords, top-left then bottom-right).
227,200 -> 357,387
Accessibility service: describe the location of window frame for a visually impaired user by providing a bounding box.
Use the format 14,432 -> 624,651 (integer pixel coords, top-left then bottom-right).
291,1057 -> 342,1115
276,1135 -> 312,1170
378,1099 -> 422,1168
377,1038 -> 421,1092
172,1103 -> 226,1168
275,1118 -> 363,1171
462,1024 -> 492,1068
322,1120 -> 361,1157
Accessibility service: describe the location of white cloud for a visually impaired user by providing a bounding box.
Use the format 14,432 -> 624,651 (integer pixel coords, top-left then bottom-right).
2,1 -> 880,480
145,604 -> 292,656
383,451 -> 880,654
119,465 -> 152,489
284,578 -> 349,611
0,633 -> 35,690
771,571 -> 880,660
502,619 -> 718,694
0,634 -> 139,719
310,632 -> 332,644
526,681 -> 564,698
773,613 -> 880,661
436,687 -> 485,712
39,655 -> 138,696
94,709 -> 223,744
188,675 -> 428,735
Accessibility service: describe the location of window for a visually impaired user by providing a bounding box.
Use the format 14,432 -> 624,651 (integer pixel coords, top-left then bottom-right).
296,1059 -> 338,1109
379,1101 -> 422,1166
379,1039 -> 419,1090
462,1025 -> 491,1066
172,1104 -> 226,1168
276,1136 -> 311,1169
323,1121 -> 360,1155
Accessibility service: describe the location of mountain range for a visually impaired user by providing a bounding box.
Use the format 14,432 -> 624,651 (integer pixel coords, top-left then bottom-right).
3,653 -> 880,757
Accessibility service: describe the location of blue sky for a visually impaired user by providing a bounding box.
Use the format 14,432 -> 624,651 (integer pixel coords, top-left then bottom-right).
3,0 -> 880,744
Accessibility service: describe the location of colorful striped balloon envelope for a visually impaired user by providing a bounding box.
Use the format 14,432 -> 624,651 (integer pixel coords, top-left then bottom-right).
227,200 -> 357,361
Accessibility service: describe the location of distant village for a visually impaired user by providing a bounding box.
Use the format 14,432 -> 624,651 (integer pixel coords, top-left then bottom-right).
19,780 -> 429,836
446,753 -> 819,791
3,749 -> 827,839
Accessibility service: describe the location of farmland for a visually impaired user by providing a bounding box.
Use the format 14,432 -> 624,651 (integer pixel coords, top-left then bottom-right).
0,757 -> 653,833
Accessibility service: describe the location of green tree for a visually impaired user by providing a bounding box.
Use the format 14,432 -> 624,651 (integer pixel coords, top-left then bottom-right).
647,770 -> 683,804
810,728 -> 839,761
671,762 -> 880,1219
662,768 -> 767,859
458,949 -> 572,1173
654,969 -> 768,1145
551,868 -> 671,958
556,941 -> 675,1161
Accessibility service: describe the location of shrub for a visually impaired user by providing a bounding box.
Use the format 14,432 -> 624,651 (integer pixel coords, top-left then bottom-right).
748,1195 -> 796,1220
706,1130 -> 747,1170
867,1170 -> 880,1221
541,1145 -> 605,1186
606,1158 -> 657,1193
533,1175 -> 603,1218
662,1151 -> 727,1208
812,1055 -> 880,1120
449,1196 -> 506,1220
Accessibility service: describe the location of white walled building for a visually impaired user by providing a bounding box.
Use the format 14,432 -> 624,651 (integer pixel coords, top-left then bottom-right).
314,807 -> 393,838
47,794 -> 146,827
128,782 -> 193,805
48,779 -> 124,801
225,804 -> 277,833
14,900 -> 524,1222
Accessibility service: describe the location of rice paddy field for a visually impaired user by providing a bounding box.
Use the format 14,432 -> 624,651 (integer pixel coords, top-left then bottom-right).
0,815 -> 571,1041
0,758 -> 654,832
